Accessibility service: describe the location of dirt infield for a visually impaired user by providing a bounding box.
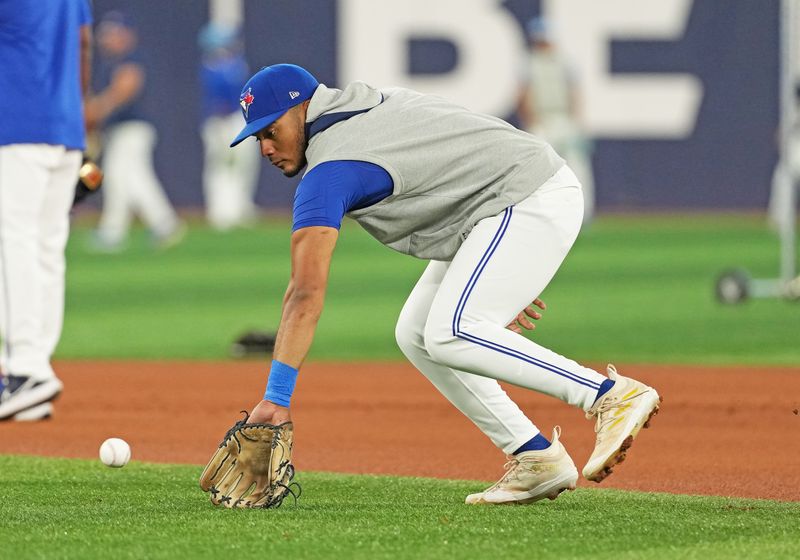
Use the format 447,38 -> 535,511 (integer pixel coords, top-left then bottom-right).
2,361 -> 798,501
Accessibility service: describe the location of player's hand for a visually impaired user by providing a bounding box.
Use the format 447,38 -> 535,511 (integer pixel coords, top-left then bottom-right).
199,412 -> 298,509
506,298 -> 546,334
249,399 -> 291,425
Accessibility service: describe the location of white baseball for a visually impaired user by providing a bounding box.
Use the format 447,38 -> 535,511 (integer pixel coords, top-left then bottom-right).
99,437 -> 131,468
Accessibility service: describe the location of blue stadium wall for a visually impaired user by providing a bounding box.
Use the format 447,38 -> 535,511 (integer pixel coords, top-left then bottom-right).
90,0 -> 780,211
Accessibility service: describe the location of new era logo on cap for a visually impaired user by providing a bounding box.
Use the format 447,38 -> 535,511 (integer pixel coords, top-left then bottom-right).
230,64 -> 320,147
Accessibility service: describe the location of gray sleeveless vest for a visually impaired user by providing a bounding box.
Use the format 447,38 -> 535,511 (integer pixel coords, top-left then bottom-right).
304,83 -> 565,260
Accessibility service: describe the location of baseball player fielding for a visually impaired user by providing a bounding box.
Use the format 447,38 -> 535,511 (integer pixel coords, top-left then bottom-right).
200,63 -> 662,508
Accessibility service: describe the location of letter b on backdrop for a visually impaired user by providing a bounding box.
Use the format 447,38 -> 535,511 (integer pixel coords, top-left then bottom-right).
338,0 -> 526,117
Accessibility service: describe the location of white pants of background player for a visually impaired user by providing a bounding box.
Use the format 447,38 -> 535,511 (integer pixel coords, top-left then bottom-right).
96,121 -> 181,246
0,144 -> 80,381
768,131 -> 800,231
202,112 -> 260,230
529,115 -> 595,225
396,165 -> 606,454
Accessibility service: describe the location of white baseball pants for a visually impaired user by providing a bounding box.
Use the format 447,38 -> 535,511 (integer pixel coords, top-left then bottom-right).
0,144 -> 80,381
202,112 -> 260,230
96,121 -> 180,244
395,165 -> 606,454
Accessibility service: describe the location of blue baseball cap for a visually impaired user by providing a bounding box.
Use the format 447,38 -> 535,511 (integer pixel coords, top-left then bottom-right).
526,17 -> 553,42
98,10 -> 136,31
198,23 -> 239,52
230,64 -> 319,147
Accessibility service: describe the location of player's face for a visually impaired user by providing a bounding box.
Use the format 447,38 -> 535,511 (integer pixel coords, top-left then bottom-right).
97,24 -> 135,56
256,104 -> 308,178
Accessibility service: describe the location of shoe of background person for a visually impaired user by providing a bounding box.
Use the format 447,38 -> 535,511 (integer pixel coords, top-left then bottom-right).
154,221 -> 187,250
13,401 -> 54,421
87,231 -> 126,254
582,365 -> 661,483
0,375 -> 63,420
465,426 -> 578,505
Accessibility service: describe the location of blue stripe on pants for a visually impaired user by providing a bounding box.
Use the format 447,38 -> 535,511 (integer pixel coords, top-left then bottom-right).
451,207 -> 601,391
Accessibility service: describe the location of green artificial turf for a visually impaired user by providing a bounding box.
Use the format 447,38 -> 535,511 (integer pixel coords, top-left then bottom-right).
59,214 -> 800,364
1,455 -> 798,560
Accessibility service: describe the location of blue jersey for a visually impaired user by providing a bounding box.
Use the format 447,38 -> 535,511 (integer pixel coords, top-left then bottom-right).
200,53 -> 249,119
93,49 -> 147,127
292,161 -> 393,232
0,0 -> 92,149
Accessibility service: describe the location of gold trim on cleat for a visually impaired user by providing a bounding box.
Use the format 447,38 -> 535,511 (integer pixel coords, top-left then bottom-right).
582,365 -> 662,483
587,399 -> 662,483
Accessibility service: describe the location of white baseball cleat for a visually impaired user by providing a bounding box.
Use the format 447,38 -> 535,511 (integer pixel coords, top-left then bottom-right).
582,365 -> 661,483
13,402 -> 54,421
0,375 -> 63,420
466,427 -> 578,505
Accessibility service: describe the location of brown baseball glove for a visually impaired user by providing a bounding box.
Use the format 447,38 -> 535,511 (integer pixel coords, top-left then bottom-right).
199,412 -> 300,509
73,155 -> 104,206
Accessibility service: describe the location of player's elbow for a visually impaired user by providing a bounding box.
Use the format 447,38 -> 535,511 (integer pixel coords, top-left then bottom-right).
286,285 -> 326,317
80,26 -> 92,51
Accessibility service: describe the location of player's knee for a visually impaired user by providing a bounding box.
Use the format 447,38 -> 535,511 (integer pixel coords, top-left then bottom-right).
395,317 -> 424,358
394,325 -> 414,357
422,322 -> 459,366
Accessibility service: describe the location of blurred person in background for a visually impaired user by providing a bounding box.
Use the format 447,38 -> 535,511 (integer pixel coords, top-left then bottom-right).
198,23 -> 260,231
517,17 -> 595,224
768,79 -> 800,230
85,11 -> 185,251
0,0 -> 92,421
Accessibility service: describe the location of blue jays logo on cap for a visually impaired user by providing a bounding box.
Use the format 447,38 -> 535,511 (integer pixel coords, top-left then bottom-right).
230,64 -> 319,147
240,88 -> 255,118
